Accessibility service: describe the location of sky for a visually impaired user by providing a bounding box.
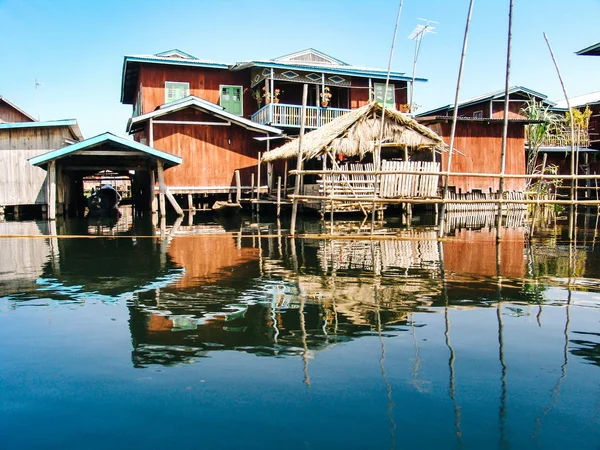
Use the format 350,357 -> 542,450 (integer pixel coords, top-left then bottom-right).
1,0 -> 599,139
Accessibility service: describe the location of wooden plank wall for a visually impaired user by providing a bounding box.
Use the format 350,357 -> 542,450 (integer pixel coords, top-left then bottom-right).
429,121 -> 527,193
0,102 -> 35,123
0,127 -> 74,205
138,66 -> 254,117
151,109 -> 268,188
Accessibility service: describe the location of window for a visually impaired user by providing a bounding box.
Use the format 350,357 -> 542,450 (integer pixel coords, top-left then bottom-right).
473,110 -> 484,119
220,85 -> 243,115
374,83 -> 395,109
165,81 -> 189,104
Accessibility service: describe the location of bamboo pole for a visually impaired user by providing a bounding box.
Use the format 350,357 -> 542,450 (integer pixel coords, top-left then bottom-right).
544,32 -> 577,240
438,0 -> 475,238
496,0 -> 514,240
235,169 -> 241,204
257,151 -> 262,214
290,84 -> 308,236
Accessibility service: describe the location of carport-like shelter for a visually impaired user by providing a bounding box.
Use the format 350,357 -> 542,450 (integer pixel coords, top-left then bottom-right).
29,132 -> 182,219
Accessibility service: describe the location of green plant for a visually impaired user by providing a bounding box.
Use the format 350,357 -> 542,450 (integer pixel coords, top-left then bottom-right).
521,98 -> 562,178
251,89 -> 262,108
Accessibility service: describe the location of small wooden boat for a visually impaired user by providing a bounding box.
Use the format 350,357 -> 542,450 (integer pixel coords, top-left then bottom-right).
88,184 -> 121,218
211,201 -> 242,214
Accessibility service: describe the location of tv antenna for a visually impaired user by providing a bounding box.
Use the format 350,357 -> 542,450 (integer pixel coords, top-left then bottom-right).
408,18 -> 437,113
35,79 -> 43,121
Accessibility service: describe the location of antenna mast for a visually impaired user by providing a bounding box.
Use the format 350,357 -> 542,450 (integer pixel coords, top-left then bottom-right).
408,18 -> 437,113
35,79 -> 42,121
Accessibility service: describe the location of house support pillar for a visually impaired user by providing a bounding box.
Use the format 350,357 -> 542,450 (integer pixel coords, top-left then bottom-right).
47,161 -> 57,220
157,160 -> 183,217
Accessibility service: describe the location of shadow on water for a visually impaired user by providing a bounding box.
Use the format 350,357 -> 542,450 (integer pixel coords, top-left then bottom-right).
1,209 -> 600,448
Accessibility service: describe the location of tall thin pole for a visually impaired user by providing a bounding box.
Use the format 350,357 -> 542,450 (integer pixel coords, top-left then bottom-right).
290,84 -> 308,236
543,32 -> 577,240
376,0 -> 404,169
438,0 -> 475,238
496,0 -> 514,240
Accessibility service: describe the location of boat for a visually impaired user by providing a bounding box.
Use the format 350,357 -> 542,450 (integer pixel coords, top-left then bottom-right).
211,200 -> 242,215
87,184 -> 121,218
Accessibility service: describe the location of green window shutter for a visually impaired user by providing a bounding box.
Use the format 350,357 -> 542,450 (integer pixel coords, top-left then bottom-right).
220,85 -> 243,115
374,83 -> 395,110
165,82 -> 189,104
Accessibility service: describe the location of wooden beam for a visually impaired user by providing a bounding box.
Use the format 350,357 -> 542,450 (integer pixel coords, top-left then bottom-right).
74,150 -> 149,157
235,170 -> 241,203
152,120 -> 231,126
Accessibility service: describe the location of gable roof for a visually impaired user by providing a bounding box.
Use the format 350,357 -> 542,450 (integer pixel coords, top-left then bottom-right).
272,48 -> 349,66
127,95 -> 283,135
0,96 -> 37,122
29,132 -> 182,168
416,86 -> 554,117
121,50 -> 230,104
230,48 -> 421,82
576,42 -> 600,56
0,118 -> 83,140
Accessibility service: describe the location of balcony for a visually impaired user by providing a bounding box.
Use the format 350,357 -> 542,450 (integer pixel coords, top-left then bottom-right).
251,102 -> 351,129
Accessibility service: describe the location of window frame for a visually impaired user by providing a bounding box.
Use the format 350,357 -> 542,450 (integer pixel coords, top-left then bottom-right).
473,110 -> 484,119
219,84 -> 244,116
165,81 -> 190,104
373,82 -> 396,110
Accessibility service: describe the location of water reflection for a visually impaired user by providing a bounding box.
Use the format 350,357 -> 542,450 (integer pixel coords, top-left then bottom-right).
2,213 -> 600,448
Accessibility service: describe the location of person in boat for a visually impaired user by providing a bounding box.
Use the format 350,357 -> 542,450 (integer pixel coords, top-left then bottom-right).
88,184 -> 121,217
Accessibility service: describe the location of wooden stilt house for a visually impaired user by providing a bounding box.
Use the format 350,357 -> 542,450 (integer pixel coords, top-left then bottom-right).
261,102 -> 446,213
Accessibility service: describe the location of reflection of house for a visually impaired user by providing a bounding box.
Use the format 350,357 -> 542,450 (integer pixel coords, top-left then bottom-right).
0,100 -> 83,215
120,48 -> 420,203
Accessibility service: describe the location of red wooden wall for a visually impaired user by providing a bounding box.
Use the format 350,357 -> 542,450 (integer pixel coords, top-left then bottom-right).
147,108 -> 268,188
428,121 -> 527,193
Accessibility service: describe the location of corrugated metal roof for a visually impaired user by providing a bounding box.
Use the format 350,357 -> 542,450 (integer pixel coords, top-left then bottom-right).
554,91 -> 600,108
416,86 -> 554,117
29,132 -> 182,167
576,42 -> 600,56
417,115 -> 544,124
127,95 -> 283,135
0,119 -> 83,140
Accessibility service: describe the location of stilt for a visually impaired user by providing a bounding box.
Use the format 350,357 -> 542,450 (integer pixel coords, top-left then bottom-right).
276,176 -> 281,217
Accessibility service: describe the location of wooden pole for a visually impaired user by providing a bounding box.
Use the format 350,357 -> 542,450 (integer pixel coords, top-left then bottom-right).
496,0 -> 514,240
257,151 -> 262,214
250,173 -> 255,200
235,169 -> 241,204
277,176 -> 281,217
438,0 -> 475,238
544,32 -> 577,240
156,161 -> 166,217
290,84 -> 308,236
283,160 -> 288,196
47,160 -> 57,221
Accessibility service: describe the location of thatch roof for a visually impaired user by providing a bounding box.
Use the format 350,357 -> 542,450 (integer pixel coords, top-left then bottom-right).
262,102 -> 445,162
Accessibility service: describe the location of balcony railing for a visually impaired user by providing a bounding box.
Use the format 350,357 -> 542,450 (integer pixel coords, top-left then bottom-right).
251,103 -> 351,129
527,125 -> 590,148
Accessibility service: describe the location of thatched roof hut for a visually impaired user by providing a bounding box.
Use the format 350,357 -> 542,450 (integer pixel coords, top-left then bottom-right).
262,102 -> 445,162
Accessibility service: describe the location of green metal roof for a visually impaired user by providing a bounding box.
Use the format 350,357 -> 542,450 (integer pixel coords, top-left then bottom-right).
29,132 -> 182,167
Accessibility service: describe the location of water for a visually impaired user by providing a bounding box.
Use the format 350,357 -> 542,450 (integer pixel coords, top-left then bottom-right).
1,212 -> 599,449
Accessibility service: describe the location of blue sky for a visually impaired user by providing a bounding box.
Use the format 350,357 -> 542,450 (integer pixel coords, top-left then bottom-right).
1,0 -> 599,138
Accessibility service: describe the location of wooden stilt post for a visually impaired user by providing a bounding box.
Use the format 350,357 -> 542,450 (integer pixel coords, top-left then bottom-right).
277,176 -> 281,217
496,0 -> 514,241
47,160 -> 57,221
257,151 -> 262,214
283,160 -> 288,197
290,84 -> 308,236
439,0 -> 475,238
251,173 -> 255,200
157,161 -> 166,217
544,32 -> 577,241
187,193 -> 194,211
235,169 -> 241,203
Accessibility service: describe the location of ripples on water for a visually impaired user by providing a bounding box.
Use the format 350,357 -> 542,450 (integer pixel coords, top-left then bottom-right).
0,214 -> 599,449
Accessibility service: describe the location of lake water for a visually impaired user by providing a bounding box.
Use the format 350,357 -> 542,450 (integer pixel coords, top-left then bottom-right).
1,210 -> 599,449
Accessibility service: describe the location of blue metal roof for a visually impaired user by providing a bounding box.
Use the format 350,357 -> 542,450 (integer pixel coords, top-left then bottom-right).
29,132 -> 182,167
416,86 -> 555,117
0,119 -> 77,130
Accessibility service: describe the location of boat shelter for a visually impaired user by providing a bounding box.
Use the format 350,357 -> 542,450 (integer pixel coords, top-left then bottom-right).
29,132 -> 182,219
